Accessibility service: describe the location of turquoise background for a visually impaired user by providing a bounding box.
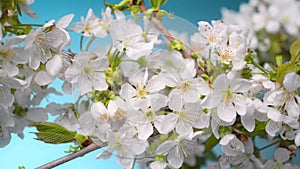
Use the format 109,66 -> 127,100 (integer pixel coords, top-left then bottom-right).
1,0 -> 247,168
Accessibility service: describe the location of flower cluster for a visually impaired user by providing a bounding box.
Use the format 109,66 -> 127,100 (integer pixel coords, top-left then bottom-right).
1,0 -> 300,169
222,0 -> 300,63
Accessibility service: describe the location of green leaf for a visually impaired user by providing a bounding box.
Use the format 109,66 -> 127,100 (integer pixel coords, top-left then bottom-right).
149,0 -> 157,8
29,122 -> 76,144
290,39 -> 300,63
149,0 -> 168,9
157,0 -> 168,7
33,131 -> 75,144
275,62 -> 298,85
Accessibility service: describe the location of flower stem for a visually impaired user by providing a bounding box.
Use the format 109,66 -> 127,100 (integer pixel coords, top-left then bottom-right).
84,35 -> 96,51
131,158 -> 136,169
80,35 -> 84,51
251,60 -> 270,75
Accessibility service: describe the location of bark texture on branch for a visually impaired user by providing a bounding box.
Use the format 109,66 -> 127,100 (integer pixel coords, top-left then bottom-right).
36,142 -> 105,169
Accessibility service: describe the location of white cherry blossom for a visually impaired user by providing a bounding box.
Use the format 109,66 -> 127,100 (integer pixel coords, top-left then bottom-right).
158,101 -> 209,138
202,73 -> 251,123
156,137 -> 201,168
71,8 -> 112,38
24,21 -> 71,70
263,147 -> 298,169
220,134 -> 245,156
65,51 -> 109,95
110,18 -> 154,60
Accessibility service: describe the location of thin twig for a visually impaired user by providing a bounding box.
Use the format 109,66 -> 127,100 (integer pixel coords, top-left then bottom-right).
139,1 -> 205,75
36,142 -> 105,169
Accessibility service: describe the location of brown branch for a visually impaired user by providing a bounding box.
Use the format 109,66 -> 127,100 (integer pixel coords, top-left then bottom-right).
139,1 -> 205,75
140,1 -> 175,43
35,142 -> 105,169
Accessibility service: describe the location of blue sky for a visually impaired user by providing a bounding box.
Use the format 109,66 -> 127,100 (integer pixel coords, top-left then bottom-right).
1,0 -> 247,168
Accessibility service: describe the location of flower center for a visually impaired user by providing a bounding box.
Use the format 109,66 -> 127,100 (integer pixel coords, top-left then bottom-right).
137,85 -> 148,98
180,81 -> 191,91
100,113 -> 109,122
34,32 -> 53,55
225,87 -> 232,103
0,48 -> 15,61
219,48 -> 233,64
145,108 -> 155,122
84,26 -> 91,34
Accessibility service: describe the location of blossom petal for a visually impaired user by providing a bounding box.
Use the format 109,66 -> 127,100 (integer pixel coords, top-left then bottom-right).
137,122 -> 153,140
27,108 -> 48,122
183,88 -> 199,103
168,147 -> 184,168
168,89 -> 183,111
220,134 -> 235,145
46,55 -> 63,76
149,93 -> 168,111
265,121 -> 281,137
156,140 -> 176,155
201,92 -> 223,109
230,78 -> 251,93
274,148 -> 289,163
217,101 -> 236,123
233,95 -> 247,116
213,74 -> 229,91
160,113 -> 178,134
241,112 -> 255,132
90,102 -> 109,120
176,120 -> 193,137
120,83 -> 137,100
93,72 -> 108,91
266,108 -> 283,122
35,71 -> 55,86
283,72 -> 300,92
56,14 -> 74,28
294,131 -> 300,146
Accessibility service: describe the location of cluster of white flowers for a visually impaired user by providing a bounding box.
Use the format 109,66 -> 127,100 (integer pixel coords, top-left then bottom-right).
1,0 -> 300,168
222,0 -> 300,55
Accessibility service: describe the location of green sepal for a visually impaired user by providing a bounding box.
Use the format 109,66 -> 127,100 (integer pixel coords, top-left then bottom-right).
65,145 -> 81,153
145,8 -> 154,18
218,126 -> 232,138
276,55 -> 283,67
131,5 -> 141,15
104,0 -> 131,11
170,39 -> 184,51
239,66 -> 252,79
15,0 -> 22,16
74,133 -> 92,147
156,10 -> 168,19
29,122 -> 76,144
